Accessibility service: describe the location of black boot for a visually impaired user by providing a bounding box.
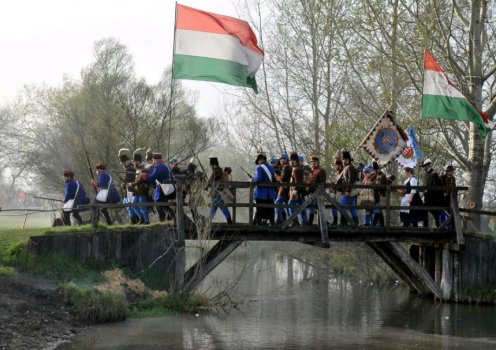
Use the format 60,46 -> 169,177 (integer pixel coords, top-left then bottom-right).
341,218 -> 348,226
332,217 -> 338,226
227,218 -> 233,225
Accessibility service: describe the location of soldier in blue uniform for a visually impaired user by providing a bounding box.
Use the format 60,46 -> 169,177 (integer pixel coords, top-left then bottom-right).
62,169 -> 89,226
140,152 -> 176,222
93,162 -> 120,225
252,152 -> 277,225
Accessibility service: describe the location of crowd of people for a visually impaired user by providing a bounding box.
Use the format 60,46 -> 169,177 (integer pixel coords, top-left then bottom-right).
61,148 -> 457,228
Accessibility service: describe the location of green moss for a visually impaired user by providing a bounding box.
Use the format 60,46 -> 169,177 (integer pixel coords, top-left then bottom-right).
459,285 -> 496,304
0,265 -> 15,276
61,284 -> 128,323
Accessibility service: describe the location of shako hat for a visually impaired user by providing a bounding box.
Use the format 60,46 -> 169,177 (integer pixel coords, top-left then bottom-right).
342,149 -> 353,161
255,152 -> 267,165
289,152 -> 299,161
444,165 -> 455,172
209,157 -> 219,167
118,148 -> 131,162
133,148 -> 145,162
224,167 -> 232,174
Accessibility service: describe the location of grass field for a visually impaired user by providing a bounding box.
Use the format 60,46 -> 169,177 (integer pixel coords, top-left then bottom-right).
0,212 -> 52,229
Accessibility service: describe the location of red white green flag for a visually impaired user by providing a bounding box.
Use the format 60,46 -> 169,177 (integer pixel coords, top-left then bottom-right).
173,4 -> 264,93
422,49 -> 492,138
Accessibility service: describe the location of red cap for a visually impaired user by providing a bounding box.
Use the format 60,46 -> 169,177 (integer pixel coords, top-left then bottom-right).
63,168 -> 74,176
95,162 -> 106,170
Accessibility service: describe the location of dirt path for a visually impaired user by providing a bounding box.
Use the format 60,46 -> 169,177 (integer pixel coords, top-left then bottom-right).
0,272 -> 83,350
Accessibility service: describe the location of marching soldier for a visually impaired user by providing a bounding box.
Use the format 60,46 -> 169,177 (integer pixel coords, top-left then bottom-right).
205,157 -> 232,224
62,169 -> 89,226
307,153 -> 327,225
119,148 -> 139,224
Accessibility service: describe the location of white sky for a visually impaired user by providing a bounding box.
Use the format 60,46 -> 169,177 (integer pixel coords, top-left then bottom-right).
0,0 -> 240,117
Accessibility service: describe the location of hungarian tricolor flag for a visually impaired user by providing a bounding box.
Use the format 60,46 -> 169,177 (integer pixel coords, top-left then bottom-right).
173,4 -> 264,93
422,49 -> 492,138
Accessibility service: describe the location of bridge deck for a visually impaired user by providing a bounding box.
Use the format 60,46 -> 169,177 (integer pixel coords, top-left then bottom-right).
187,223 -> 456,246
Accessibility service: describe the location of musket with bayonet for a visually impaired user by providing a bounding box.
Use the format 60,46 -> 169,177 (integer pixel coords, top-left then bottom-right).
240,166 -> 253,179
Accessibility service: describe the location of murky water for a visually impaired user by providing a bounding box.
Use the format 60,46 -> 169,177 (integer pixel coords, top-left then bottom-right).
59,242 -> 496,349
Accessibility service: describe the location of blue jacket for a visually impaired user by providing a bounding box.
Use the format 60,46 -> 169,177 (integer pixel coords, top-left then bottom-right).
253,163 -> 277,200
97,172 -> 121,203
146,162 -> 174,200
64,179 -> 90,209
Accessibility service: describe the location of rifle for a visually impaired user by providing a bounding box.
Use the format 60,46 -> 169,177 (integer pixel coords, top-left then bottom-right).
80,135 -> 97,195
240,167 -> 253,179
33,195 -> 63,203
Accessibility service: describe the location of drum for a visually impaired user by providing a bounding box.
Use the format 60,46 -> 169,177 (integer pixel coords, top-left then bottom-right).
359,188 -> 375,207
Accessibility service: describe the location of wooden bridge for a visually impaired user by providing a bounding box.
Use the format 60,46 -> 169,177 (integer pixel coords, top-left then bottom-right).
73,179 -> 496,302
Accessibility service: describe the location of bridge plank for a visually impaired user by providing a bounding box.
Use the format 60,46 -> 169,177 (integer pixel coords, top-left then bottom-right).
320,192 -> 356,226
316,189 -> 329,244
280,191 -> 319,229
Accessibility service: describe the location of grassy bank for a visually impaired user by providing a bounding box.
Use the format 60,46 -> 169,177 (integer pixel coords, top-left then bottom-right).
0,225 -> 211,323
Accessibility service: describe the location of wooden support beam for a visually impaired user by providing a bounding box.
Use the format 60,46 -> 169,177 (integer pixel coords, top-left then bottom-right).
368,242 -> 443,299
389,242 -> 443,299
91,205 -> 100,228
321,192 -> 356,226
183,240 -> 242,293
316,188 -> 329,245
280,191 -> 319,229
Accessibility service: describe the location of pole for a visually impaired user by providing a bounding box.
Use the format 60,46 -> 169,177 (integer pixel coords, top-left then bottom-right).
167,2 -> 179,160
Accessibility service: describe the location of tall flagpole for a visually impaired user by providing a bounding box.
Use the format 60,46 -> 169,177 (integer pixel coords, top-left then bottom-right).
167,2 -> 178,161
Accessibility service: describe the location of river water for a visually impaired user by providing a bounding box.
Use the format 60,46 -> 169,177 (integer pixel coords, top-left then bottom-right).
59,242 -> 496,349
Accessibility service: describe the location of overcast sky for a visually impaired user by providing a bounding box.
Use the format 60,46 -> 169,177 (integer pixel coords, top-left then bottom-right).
0,0 -> 240,116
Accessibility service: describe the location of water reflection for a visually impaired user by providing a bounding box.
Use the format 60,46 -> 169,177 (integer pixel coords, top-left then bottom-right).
59,242 -> 496,350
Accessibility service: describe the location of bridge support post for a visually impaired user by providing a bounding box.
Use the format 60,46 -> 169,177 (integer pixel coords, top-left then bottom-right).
174,181 -> 186,289
440,248 -> 453,300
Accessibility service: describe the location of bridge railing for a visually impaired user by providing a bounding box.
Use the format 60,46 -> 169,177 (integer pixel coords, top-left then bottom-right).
76,179 -> 468,246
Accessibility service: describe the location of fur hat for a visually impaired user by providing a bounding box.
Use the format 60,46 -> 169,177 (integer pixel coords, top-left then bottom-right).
95,162 -> 106,170
372,161 -> 380,170
444,165 -> 455,172
63,168 -> 74,177
290,152 -> 299,161
342,150 -> 353,161
209,157 -> 219,167
118,148 -> 131,162
133,148 -> 145,162
152,152 -> 162,160
224,167 -> 232,174
255,152 -> 267,165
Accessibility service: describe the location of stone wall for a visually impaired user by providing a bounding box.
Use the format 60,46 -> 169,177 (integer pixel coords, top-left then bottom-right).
29,226 -> 180,275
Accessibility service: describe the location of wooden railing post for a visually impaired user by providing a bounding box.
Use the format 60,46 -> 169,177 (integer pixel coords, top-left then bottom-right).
385,185 -> 391,230
451,188 -> 464,246
91,205 -> 100,228
248,182 -> 254,225
232,187 -> 237,224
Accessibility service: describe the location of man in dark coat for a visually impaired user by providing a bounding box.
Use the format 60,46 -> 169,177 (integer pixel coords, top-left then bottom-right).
205,157 -> 232,224
308,153 -> 327,225
62,169 -> 90,226
421,158 -> 443,227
